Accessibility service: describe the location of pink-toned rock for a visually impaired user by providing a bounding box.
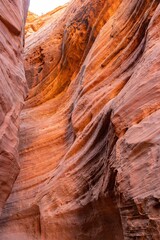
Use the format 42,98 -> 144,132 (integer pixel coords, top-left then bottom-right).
0,0 -> 160,239
0,0 -> 29,215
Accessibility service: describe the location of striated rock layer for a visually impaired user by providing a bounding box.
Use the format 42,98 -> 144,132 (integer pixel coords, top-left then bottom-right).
25,5 -> 68,38
0,0 -> 29,215
0,0 -> 160,239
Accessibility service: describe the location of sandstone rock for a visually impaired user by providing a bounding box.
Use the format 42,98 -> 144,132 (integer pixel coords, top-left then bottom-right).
0,0 -> 160,239
0,0 -> 29,215
25,5 -> 67,38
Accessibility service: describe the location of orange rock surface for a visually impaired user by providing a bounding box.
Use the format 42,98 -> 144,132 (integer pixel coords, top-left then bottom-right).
25,5 -> 67,38
0,0 -> 160,239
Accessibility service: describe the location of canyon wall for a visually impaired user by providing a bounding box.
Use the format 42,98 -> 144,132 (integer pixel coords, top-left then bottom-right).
0,0 -> 29,215
0,0 -> 160,239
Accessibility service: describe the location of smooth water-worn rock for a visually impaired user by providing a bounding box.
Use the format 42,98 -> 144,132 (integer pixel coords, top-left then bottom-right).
0,0 -> 160,239
0,0 -> 29,215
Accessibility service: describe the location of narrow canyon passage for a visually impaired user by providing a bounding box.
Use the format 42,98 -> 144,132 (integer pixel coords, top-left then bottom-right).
0,0 -> 160,239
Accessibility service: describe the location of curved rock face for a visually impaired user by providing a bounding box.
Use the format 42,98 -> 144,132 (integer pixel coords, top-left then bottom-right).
0,0 -> 160,239
0,0 -> 29,215
25,5 -> 68,38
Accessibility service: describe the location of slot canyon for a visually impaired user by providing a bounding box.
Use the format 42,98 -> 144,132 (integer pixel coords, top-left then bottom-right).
0,0 -> 160,239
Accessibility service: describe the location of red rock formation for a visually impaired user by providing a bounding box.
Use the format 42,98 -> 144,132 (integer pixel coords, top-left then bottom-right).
0,0 -> 29,215
0,0 -> 160,239
25,5 -> 67,38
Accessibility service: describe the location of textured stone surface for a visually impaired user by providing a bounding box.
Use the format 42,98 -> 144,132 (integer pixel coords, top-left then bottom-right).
0,0 -> 29,215
25,5 -> 67,38
0,0 -> 160,239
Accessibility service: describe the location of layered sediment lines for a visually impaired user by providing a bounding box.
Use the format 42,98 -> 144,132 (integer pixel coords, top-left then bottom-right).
0,0 -> 160,239
0,0 -> 29,215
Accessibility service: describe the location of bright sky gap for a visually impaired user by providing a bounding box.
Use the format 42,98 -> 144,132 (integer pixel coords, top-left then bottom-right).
29,0 -> 69,15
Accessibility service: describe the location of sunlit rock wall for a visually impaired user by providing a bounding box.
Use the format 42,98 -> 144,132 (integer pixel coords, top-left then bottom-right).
0,0 -> 160,239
